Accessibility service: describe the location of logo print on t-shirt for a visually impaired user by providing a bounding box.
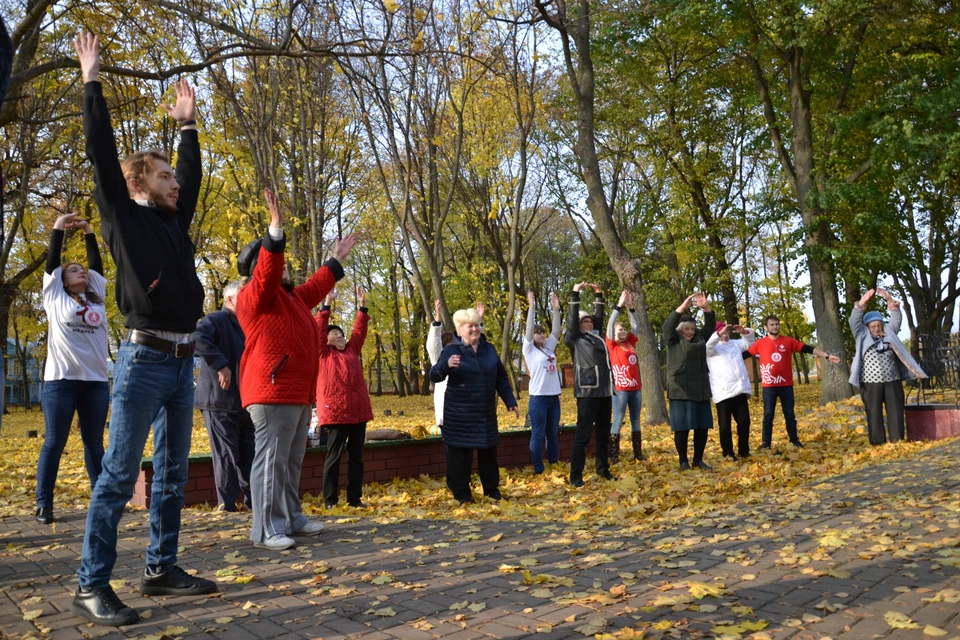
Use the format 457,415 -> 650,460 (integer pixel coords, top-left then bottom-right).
83,308 -> 103,327
771,352 -> 782,363
628,354 -> 637,365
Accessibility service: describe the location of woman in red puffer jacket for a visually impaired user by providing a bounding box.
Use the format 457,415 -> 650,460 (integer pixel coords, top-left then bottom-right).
316,286 -> 373,509
236,189 -> 356,550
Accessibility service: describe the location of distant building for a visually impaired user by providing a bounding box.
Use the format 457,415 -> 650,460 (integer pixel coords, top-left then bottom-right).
5,338 -> 43,406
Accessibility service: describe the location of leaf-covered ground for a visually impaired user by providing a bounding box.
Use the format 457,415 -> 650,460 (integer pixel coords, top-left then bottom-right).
0,383 -> 951,530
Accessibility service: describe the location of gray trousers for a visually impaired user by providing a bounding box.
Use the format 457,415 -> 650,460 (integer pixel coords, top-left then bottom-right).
247,404 -> 310,543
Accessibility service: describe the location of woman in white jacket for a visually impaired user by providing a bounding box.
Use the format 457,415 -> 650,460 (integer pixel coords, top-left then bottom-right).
705,322 -> 756,460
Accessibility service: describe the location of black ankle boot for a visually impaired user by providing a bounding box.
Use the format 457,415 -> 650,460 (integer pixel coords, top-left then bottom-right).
631,432 -> 644,461
608,434 -> 621,465
35,506 -> 53,524
71,586 -> 139,627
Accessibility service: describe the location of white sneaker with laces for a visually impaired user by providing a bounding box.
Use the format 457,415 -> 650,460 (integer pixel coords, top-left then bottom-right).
254,534 -> 296,550
290,521 -> 325,536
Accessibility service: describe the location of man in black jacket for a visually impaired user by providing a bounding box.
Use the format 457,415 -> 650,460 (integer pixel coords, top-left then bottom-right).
71,33 -> 216,628
194,280 -> 254,512
565,282 -> 614,487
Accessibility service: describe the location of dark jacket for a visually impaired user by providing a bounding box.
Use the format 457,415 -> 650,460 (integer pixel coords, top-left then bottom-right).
83,82 -> 205,332
663,310 -> 716,402
564,291 -> 613,398
194,308 -> 246,413
430,334 -> 517,449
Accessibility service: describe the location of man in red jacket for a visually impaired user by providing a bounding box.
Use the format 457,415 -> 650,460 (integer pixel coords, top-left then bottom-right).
236,189 -> 356,550
316,286 -> 373,509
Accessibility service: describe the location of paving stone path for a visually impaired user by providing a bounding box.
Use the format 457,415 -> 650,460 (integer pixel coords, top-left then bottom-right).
1,439 -> 958,640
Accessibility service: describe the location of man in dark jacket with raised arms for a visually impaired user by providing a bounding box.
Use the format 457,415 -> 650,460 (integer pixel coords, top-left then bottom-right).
71,33 -> 216,628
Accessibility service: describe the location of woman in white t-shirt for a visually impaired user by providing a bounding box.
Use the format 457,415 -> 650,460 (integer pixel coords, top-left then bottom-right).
522,291 -> 562,473
35,213 -> 109,524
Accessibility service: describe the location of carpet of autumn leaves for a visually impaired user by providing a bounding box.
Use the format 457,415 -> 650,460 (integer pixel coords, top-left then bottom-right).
0,382 -> 951,526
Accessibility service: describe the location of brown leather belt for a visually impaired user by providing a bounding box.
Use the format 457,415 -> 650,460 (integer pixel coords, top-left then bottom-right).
128,330 -> 196,359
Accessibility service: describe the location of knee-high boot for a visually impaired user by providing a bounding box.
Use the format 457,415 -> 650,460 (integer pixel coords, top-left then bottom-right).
608,433 -> 621,465
631,431 -> 644,461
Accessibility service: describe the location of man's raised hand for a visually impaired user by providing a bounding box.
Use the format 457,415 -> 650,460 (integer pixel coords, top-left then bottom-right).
357,285 -> 367,307
74,32 -> 100,83
332,233 -> 357,263
161,79 -> 196,124
264,189 -> 282,228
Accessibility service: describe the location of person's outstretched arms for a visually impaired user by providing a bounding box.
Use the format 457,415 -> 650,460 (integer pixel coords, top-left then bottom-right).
550,293 -> 561,341
295,232 -> 355,310
850,288 -> 872,337
427,298 -> 443,366
76,33 -> 128,216
525,291 -> 537,343
876,288 -> 903,334
242,189 -> 287,314
566,282 -> 585,348
162,79 -> 201,227
349,286 -> 369,354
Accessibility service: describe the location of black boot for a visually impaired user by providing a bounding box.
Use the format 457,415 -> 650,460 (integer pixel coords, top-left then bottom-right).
608,434 -> 621,465
35,506 -> 53,524
140,565 -> 218,596
71,586 -> 139,627
631,432 -> 644,461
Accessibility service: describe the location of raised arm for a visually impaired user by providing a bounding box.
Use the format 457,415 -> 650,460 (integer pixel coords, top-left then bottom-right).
606,305 -> 621,341
316,306 -> 332,357
525,291 -> 536,343
76,33 -> 129,216
294,233 -> 354,310
565,283 -> 584,347
348,286 -> 369,354
161,79 -> 201,227
591,285 -> 605,329
662,310 -> 682,346
550,293 -> 561,340
705,327 -> 722,357
737,327 -> 756,352
0,17 -> 12,104
850,288 -> 873,338
83,221 -> 103,275
876,288 -> 903,334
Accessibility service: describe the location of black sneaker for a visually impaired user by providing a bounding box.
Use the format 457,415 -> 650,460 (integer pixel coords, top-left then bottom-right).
679,461 -> 691,471
347,500 -> 366,508
598,470 -> 615,480
35,506 -> 53,524
693,461 -> 713,471
759,443 -> 771,450
791,441 -> 804,449
71,586 -> 139,627
140,565 -> 218,596
485,492 -> 503,502
570,477 -> 585,488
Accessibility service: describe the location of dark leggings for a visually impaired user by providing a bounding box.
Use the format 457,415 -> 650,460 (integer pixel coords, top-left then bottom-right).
674,429 -> 708,464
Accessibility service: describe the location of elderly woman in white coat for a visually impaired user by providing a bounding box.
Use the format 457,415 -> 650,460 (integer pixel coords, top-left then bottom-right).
706,322 -> 756,460
850,288 -> 926,445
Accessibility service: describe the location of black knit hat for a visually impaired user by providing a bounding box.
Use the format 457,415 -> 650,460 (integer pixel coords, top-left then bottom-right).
679,315 -> 694,324
237,239 -> 263,277
327,324 -> 343,335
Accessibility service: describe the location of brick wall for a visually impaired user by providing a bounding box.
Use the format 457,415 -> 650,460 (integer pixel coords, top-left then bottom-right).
905,405 -> 960,442
134,425 -> 582,508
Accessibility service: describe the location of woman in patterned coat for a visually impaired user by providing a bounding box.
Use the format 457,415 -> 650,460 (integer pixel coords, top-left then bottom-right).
849,288 -> 926,445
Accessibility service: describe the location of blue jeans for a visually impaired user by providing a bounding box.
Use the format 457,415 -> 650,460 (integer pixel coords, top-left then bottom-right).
761,386 -> 799,446
528,395 -> 560,473
36,379 -> 109,507
78,342 -> 195,589
611,389 -> 642,435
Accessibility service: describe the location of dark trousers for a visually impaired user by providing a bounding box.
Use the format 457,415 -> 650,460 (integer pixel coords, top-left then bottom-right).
202,409 -> 255,511
36,380 -> 109,508
322,423 -> 366,506
861,381 -> 905,445
446,445 -> 499,502
570,396 -> 612,482
761,386 -> 799,446
717,394 -> 751,457
674,429 -> 709,464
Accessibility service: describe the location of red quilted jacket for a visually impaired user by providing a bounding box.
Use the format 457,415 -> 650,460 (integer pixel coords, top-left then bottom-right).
315,308 -> 374,425
237,233 -> 342,407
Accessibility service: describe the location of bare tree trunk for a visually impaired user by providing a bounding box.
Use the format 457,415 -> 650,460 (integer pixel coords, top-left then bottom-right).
533,0 -> 669,425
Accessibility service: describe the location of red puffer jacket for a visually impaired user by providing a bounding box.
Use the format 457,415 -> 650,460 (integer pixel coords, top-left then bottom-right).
237,232 -> 342,407
315,308 -> 373,425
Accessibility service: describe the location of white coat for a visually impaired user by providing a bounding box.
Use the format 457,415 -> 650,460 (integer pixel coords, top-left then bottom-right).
705,330 -> 756,404
427,323 -> 447,429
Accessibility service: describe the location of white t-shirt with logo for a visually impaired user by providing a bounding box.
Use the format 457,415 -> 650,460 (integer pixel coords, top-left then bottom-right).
523,336 -> 562,396
42,267 -> 109,382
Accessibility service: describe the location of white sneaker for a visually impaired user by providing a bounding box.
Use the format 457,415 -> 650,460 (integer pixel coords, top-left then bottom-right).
255,534 -> 296,550
290,521 -> 325,536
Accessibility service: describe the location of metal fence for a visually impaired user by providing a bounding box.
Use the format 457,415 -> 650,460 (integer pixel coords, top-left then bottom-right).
907,332 -> 960,405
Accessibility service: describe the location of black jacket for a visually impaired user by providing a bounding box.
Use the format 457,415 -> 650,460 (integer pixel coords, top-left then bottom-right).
430,334 -> 517,449
194,308 -> 245,412
565,291 -> 613,398
83,82 -> 205,332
